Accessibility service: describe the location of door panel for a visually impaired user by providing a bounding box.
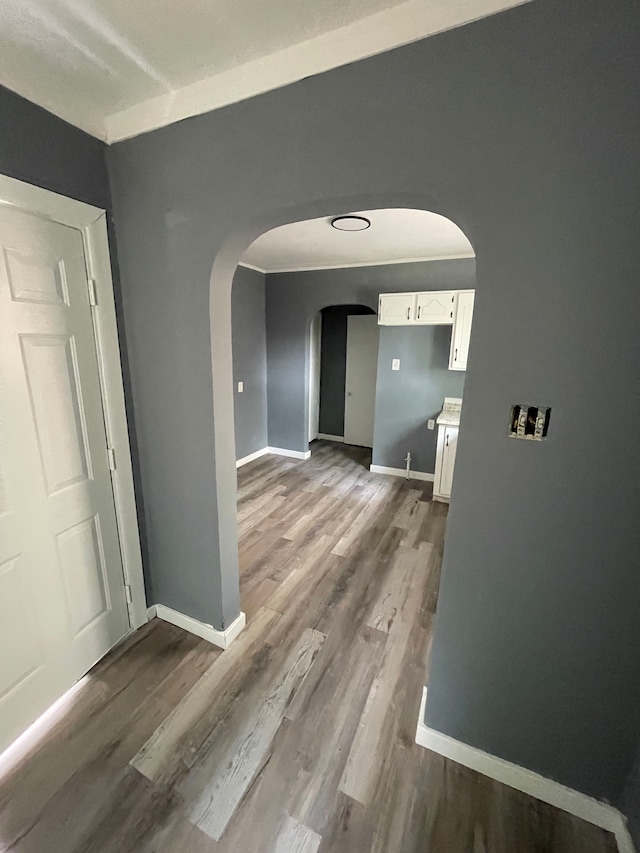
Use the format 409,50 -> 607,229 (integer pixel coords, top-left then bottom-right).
344,315 -> 379,448
415,291 -> 455,325
21,334 -> 92,493
449,291 -> 475,371
0,206 -> 130,752
378,293 -> 415,325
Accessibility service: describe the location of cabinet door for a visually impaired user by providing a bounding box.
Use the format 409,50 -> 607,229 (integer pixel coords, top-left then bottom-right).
414,291 -> 455,325
439,427 -> 458,498
378,293 -> 415,325
449,291 -> 475,370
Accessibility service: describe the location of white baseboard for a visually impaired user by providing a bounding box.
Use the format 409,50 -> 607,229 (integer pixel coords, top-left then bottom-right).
369,464 -> 435,483
415,687 -> 635,853
318,433 -> 344,442
236,447 -> 269,468
267,446 -> 311,460
148,604 -> 246,650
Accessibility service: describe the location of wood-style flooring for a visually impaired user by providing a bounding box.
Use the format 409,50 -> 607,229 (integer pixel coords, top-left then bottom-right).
0,441 -> 618,852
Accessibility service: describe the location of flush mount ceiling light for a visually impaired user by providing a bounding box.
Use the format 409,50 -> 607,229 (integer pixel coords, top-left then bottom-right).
330,215 -> 371,231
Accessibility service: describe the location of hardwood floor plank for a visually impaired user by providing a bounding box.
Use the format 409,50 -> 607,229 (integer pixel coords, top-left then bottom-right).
364,542 -> 432,634
341,545 -> 434,805
179,627 -> 326,840
273,813 -> 323,853
131,605 -> 281,786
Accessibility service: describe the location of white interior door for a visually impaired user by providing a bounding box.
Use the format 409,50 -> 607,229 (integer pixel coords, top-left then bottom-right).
308,313 -> 322,442
344,315 -> 379,448
0,206 -> 130,753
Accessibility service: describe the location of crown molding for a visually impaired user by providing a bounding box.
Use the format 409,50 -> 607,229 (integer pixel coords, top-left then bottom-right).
238,253 -> 475,276
104,0 -> 531,143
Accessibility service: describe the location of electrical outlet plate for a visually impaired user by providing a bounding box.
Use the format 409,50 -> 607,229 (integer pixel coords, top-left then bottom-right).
392,358 -> 400,371
509,404 -> 550,440
237,381 -> 244,392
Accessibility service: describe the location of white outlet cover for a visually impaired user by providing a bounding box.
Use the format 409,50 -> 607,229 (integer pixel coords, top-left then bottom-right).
237,381 -> 244,392
392,359 -> 400,371
427,419 -> 435,430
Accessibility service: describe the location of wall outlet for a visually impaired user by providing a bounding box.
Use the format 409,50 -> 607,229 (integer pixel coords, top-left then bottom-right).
427,419 -> 435,430
392,358 -> 400,371
237,381 -> 244,393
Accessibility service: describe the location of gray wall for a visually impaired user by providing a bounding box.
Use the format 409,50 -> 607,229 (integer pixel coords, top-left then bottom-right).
232,265 -> 268,460
0,84 -> 109,208
106,0 -> 640,814
266,260 -> 474,450
373,326 -> 465,472
319,304 -> 374,437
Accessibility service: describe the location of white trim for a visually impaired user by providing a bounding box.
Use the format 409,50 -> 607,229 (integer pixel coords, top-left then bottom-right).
150,604 -> 246,650
0,174 -> 148,630
238,253 -> 475,276
369,464 -> 434,482
236,447 -> 269,468
267,447 -> 312,460
318,434 -> 345,443
237,261 -> 267,274
415,687 -> 635,853
103,1 -> 532,143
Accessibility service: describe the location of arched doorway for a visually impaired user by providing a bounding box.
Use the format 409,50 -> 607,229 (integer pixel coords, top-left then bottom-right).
216,201 -> 477,630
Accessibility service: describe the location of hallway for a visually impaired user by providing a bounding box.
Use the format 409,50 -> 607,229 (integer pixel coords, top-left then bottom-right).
0,443 -> 618,852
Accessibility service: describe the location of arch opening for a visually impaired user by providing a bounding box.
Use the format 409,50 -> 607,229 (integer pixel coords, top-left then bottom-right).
214,199 -> 476,630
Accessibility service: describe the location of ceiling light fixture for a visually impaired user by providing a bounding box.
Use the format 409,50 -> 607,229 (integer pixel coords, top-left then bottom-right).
331,215 -> 371,231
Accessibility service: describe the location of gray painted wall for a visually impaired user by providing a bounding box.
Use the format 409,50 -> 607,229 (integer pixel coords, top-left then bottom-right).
319,304 -> 374,437
373,326 -> 465,473
106,0 -> 640,812
232,266 -> 268,460
266,260 -> 474,451
0,84 -> 109,208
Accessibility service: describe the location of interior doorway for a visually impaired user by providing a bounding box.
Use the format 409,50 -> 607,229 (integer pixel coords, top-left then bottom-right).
343,314 -> 379,447
0,175 -> 146,756
315,304 -> 376,447
308,312 -> 322,442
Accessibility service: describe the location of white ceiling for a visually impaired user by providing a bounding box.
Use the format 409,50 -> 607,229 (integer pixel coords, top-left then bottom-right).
0,0 -> 531,142
241,208 -> 475,273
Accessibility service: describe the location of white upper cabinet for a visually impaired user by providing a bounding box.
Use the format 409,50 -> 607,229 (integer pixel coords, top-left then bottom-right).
414,291 -> 455,325
378,292 -> 416,325
449,291 -> 475,371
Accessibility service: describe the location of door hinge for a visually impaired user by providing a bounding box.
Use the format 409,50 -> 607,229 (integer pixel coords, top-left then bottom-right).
107,447 -> 116,471
88,278 -> 98,306
124,584 -> 133,605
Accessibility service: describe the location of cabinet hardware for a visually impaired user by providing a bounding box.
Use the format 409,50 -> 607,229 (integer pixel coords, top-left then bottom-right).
406,306 -> 410,319
446,435 -> 449,447
454,348 -> 458,361
417,306 -> 421,319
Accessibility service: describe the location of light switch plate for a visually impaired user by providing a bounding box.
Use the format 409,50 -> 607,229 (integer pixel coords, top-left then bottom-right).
237,381 -> 244,392
427,419 -> 435,430
392,359 -> 400,371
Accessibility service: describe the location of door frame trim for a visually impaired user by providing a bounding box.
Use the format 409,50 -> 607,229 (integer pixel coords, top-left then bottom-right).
0,174 -> 148,630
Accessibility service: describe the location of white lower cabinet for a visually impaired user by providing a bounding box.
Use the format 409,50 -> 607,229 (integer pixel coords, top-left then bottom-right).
434,425 -> 458,502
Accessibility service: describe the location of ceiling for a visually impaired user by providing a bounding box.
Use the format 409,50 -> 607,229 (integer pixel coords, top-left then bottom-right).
241,208 -> 475,273
0,0 -> 531,142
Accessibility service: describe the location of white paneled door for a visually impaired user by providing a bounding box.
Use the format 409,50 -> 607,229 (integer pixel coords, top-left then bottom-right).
0,206 -> 130,753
